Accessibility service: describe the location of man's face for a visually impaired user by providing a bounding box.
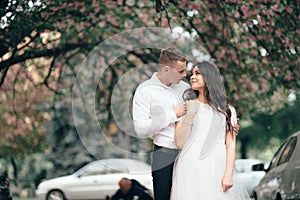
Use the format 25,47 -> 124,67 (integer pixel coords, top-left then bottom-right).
167,60 -> 187,85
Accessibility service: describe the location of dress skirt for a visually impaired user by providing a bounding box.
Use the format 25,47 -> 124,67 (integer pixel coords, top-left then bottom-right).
171,103 -> 250,200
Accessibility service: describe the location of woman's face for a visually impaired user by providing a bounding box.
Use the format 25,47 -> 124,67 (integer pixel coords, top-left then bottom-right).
190,66 -> 206,91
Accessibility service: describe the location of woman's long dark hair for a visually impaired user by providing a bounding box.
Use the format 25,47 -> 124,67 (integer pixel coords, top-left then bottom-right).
192,61 -> 233,132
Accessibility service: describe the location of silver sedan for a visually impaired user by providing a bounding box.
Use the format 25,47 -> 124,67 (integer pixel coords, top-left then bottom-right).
36,158 -> 153,200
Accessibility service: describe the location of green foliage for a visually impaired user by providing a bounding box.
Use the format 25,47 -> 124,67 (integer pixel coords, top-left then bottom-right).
240,93 -> 300,159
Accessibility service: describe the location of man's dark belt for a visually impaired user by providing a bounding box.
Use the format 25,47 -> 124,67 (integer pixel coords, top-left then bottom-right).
154,144 -> 179,155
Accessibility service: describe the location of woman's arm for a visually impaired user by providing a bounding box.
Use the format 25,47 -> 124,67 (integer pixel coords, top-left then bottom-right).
174,119 -> 192,149
222,130 -> 236,192
174,100 -> 198,149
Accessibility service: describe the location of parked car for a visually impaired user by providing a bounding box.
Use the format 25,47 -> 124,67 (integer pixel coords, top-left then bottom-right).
235,159 -> 267,197
253,130 -> 300,200
35,158 -> 153,200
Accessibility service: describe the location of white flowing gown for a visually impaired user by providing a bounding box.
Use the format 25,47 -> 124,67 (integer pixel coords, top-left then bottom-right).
171,103 -> 250,200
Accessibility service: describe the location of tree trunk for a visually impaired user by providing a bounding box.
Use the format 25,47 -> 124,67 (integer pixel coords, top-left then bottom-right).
10,157 -> 18,186
240,137 -> 249,159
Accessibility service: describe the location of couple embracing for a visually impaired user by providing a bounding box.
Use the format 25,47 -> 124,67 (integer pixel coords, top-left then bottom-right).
132,48 -> 250,200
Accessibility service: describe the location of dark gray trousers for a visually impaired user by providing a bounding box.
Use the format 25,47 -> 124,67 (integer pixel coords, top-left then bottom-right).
152,145 -> 179,200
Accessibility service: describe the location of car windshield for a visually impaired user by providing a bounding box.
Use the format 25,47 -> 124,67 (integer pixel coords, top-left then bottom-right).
277,137 -> 297,166
75,161 -> 128,177
79,162 -> 107,176
74,159 -> 150,177
268,137 -> 297,171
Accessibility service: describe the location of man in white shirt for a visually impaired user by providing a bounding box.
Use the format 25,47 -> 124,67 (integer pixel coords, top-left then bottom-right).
133,48 -> 189,200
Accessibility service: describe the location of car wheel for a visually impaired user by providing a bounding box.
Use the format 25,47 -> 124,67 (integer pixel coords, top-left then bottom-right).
46,190 -> 66,200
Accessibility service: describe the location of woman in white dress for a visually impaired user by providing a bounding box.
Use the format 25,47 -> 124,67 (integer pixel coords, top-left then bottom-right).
171,61 -> 250,200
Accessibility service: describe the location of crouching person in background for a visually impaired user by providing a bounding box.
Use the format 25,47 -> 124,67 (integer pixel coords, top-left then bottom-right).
105,177 -> 153,200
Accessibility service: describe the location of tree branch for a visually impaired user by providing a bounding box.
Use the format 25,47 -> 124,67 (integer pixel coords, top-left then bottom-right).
0,66 -> 9,87
0,43 -> 88,71
0,43 -> 88,87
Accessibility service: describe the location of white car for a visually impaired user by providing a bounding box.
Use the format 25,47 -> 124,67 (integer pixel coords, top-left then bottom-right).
36,158 -> 153,200
235,159 -> 267,197
253,131 -> 300,200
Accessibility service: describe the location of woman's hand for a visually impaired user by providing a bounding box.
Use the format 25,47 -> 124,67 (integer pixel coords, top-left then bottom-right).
185,100 -> 199,117
221,174 -> 233,192
233,123 -> 239,136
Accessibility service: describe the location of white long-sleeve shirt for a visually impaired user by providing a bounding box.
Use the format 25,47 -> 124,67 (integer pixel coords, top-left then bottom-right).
133,73 -> 190,149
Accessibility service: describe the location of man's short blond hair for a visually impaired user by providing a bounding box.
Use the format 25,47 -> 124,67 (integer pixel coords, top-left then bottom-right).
158,47 -> 186,67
